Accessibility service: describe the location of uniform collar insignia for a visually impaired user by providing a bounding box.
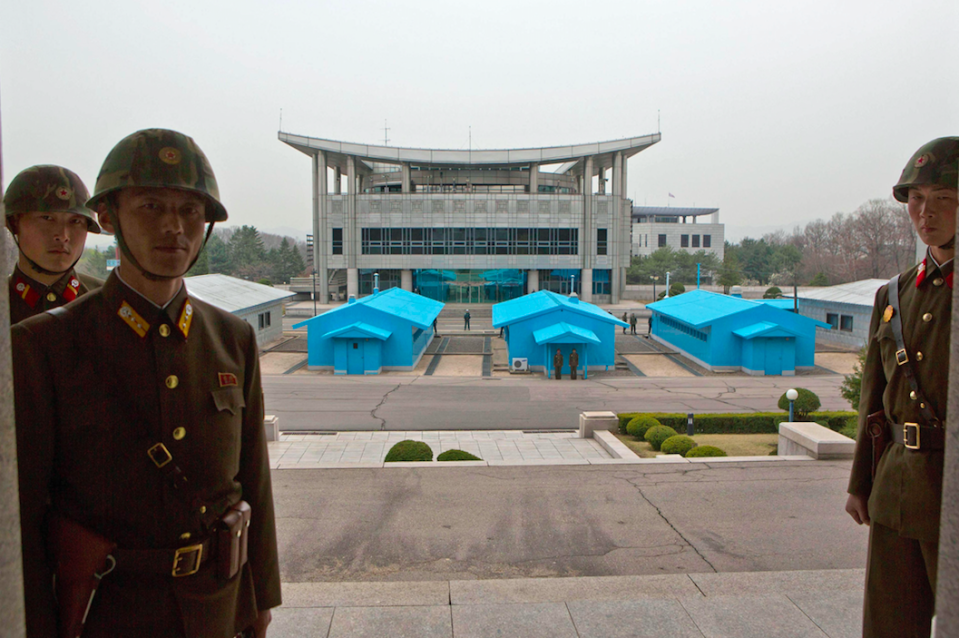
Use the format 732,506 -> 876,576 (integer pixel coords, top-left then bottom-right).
177,298 -> 194,338
218,372 -> 238,387
62,275 -> 81,302
118,301 -> 150,338
916,259 -> 927,288
12,273 -> 41,308
948,272 -> 954,289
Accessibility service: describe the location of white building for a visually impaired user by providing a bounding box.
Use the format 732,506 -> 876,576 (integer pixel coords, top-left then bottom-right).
185,274 -> 295,347
790,279 -> 886,349
631,206 -> 724,261
279,132 -> 662,304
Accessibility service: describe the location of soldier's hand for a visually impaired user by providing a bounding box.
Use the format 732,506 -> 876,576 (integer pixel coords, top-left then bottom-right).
845,494 -> 870,526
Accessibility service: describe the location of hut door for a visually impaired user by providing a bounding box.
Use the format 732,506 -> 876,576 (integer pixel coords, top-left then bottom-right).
763,339 -> 784,376
347,340 -> 365,374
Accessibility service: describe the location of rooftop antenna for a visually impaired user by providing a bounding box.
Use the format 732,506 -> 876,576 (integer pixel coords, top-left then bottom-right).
279,108 -> 283,132
383,120 -> 390,146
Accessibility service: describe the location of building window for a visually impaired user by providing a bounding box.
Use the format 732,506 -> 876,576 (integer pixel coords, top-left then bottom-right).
658,234 -> 667,248
692,235 -> 700,248
592,269 -> 611,295
258,312 -> 271,330
840,315 -> 853,332
681,235 -> 689,248
826,313 -> 839,329
332,228 -> 343,255
360,227 -> 579,256
703,235 -> 711,248
597,229 -> 608,255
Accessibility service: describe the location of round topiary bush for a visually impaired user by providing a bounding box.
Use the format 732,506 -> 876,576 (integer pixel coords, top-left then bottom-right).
384,440 -> 433,462
645,425 -> 679,451
437,449 -> 482,461
764,286 -> 783,299
685,445 -> 727,458
661,435 -> 698,457
669,282 -> 685,297
627,415 -> 662,440
777,388 -> 821,420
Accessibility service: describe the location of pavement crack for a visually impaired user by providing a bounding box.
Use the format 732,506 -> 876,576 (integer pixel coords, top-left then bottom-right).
372,384 -> 402,431
624,477 -> 719,573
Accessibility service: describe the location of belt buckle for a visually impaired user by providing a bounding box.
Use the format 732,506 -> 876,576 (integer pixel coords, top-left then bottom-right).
172,543 -> 203,577
147,443 -> 173,469
904,423 -> 920,450
895,349 -> 909,365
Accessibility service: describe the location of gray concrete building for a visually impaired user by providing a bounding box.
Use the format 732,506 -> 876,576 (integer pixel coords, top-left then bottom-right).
279,132 -> 661,304
790,279 -> 886,350
631,206 -> 724,261
185,274 -> 295,347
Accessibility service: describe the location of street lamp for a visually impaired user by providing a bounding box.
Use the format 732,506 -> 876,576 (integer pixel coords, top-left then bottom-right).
665,271 -> 672,297
650,275 -> 659,301
786,388 -> 799,422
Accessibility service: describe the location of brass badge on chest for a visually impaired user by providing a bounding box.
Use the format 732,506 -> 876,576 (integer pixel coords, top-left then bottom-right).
882,305 -> 895,323
218,372 -> 239,387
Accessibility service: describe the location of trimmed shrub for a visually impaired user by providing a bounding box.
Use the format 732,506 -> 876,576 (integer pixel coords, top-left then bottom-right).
777,388 -> 821,420
627,415 -> 662,440
619,411 -> 857,435
618,412 -> 641,433
763,286 -> 783,299
686,445 -> 727,458
840,346 -> 868,411
384,440 -> 433,462
645,425 -> 678,451
661,435 -> 697,456
669,282 -> 685,297
839,417 -> 859,441
437,449 -> 482,461
809,272 -> 828,286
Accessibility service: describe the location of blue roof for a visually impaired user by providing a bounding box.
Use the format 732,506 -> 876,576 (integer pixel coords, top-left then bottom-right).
647,290 -> 770,328
533,322 -> 601,345
323,322 -> 392,340
757,299 -> 795,310
293,287 -> 444,330
732,321 -> 801,340
492,290 -> 629,328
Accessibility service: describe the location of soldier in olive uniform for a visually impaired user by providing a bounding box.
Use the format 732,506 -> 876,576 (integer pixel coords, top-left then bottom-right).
553,348 -> 563,380
846,137 -> 958,638
4,165 -> 103,324
13,129 -> 281,638
569,348 -> 579,380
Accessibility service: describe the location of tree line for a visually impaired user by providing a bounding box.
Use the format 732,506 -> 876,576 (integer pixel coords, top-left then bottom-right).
627,197 -> 916,288
78,225 -> 308,285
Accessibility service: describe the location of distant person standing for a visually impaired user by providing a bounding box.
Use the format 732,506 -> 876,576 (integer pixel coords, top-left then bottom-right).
621,312 -> 628,334
553,348 -> 563,380
648,314 -> 653,336
845,137 -> 958,638
629,312 -> 637,335
464,308 -> 471,330
569,348 -> 579,380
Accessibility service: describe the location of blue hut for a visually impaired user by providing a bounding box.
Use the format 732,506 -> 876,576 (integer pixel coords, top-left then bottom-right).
647,290 -> 830,376
293,288 -> 444,374
492,291 -> 628,379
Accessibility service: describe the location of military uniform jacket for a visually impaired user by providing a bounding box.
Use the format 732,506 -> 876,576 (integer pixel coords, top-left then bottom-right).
847,254 -> 953,542
13,272 -> 281,638
8,265 -> 102,325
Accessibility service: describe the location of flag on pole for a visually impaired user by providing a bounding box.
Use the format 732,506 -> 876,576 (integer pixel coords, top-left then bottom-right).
668,193 -> 675,198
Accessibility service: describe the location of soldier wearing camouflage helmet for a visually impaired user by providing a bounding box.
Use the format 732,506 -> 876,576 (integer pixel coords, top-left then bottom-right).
12,129 -> 280,638
846,137 -> 958,637
4,165 -> 103,324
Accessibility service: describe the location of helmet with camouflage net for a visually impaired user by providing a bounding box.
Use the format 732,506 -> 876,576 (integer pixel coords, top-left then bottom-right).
86,128 -> 228,222
3,165 -> 101,233
893,137 -> 959,203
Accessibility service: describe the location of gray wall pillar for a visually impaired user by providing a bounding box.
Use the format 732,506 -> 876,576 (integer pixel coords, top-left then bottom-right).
401,163 -> 411,194
0,111 -> 28,634
598,167 -> 607,194
312,152 -> 329,303
580,268 -> 593,303
529,163 -> 539,194
935,233 -> 959,636
347,156 -> 357,270
334,167 -> 342,195
401,269 -> 413,291
612,152 -> 623,197
583,156 -> 594,272
347,268 -> 359,298
527,269 -> 539,293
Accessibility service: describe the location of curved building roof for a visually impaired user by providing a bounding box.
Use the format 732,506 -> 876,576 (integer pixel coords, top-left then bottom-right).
279,131 -> 661,170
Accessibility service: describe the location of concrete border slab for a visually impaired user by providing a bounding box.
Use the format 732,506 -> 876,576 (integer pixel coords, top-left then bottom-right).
269,607 -> 334,638
568,598 -> 706,638
679,594 -> 829,637
327,605 -> 452,638
450,574 -> 702,604
282,581 -> 451,607
451,602 -> 578,638
688,569 -> 864,597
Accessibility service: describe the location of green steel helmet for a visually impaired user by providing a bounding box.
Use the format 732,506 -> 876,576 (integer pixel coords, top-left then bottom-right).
3,165 -> 101,233
86,128 -> 228,222
893,136 -> 959,203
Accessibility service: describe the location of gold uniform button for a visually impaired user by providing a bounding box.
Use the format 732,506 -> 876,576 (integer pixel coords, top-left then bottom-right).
165,375 -> 179,389
916,352 -> 923,361
46,292 -> 57,302
159,324 -> 171,337
173,427 -> 186,441
199,506 -> 207,514
910,391 -> 917,400
923,313 -> 933,322
179,532 -> 191,540
934,278 -> 944,286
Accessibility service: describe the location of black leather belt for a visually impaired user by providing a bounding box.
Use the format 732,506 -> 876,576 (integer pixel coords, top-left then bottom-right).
114,538 -> 212,577
891,422 -> 945,451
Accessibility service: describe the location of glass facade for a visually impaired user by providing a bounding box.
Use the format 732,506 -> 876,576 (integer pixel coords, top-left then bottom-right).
412,269 -> 527,304
592,269 -> 611,296
358,269 -> 402,296
361,227 -> 578,256
537,269 -> 581,295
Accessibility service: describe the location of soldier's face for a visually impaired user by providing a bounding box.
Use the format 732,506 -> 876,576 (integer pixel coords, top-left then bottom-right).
104,187 -> 206,277
15,211 -> 89,273
907,184 -> 958,248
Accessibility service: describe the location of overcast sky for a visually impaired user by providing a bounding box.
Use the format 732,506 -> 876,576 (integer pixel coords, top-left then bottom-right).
2,0 -> 956,248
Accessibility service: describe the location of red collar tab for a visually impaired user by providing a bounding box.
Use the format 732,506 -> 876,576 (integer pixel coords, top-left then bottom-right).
12,274 -> 41,308
948,272 -> 954,289
916,259 -> 927,288
62,276 -> 81,302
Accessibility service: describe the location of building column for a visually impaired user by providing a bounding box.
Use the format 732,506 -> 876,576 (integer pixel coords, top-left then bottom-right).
580,268 -> 593,303
401,163 -> 411,193
401,269 -> 413,292
347,268 -> 359,298
612,152 -> 623,197
583,156 -> 594,272
334,167 -> 342,194
347,156 -> 357,271
529,162 -> 539,194
598,167 -> 607,194
312,151 -> 329,303
527,269 -> 539,293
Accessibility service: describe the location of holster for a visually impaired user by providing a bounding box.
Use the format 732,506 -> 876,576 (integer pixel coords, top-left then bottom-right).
866,409 -> 889,480
217,500 -> 251,580
47,514 -> 117,638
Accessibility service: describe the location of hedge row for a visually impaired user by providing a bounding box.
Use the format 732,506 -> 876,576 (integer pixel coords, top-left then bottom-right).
617,411 -> 857,435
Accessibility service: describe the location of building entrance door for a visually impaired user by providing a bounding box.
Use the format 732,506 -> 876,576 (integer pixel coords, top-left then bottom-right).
347,340 -> 365,374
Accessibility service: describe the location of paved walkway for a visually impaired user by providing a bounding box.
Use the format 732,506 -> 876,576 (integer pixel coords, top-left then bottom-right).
272,568 -> 864,637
